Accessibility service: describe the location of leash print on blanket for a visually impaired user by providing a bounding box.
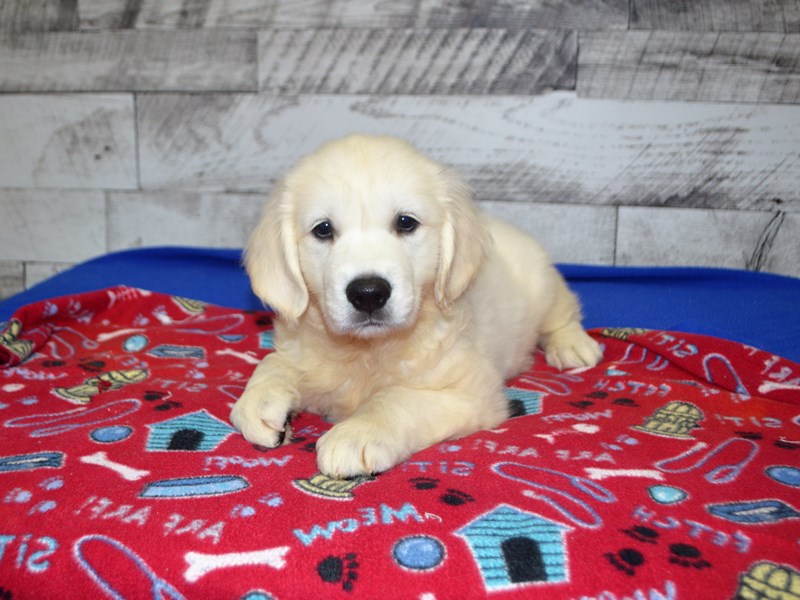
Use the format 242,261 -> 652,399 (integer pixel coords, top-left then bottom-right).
73,534 -> 187,600
491,462 -> 616,529
1,286 -> 800,599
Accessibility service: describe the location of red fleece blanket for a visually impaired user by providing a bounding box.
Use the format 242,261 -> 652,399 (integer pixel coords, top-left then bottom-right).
1,286 -> 799,599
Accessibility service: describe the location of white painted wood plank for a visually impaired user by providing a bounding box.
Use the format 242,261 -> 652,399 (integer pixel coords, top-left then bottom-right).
0,94 -> 137,189
107,191 -> 263,249
259,29 -> 576,94
616,207 -> 800,277
631,0 -> 800,32
25,261 -> 73,288
79,0 -> 628,29
0,190 -> 106,261
479,201 -> 616,265
137,92 -> 800,210
0,261 -> 24,301
79,0 -> 274,29
0,0 -> 77,32
275,0 -> 628,29
579,31 -> 800,103
0,30 -> 257,92
764,213 -> 800,277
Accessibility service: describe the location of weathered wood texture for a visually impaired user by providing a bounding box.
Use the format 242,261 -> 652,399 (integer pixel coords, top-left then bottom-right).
25,262 -> 71,289
0,94 -> 136,189
0,190 -> 106,262
0,0 -> 799,298
107,192 -> 263,249
0,261 -> 24,300
631,0 -> 800,32
617,207 -> 799,276
259,29 -> 576,95
0,0 -> 77,32
0,30 -> 257,91
479,201 -> 617,265
137,93 -> 800,211
79,0 -> 628,30
579,31 -> 800,103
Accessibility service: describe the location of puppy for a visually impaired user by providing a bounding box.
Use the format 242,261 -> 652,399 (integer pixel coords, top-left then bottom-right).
230,134 -> 602,478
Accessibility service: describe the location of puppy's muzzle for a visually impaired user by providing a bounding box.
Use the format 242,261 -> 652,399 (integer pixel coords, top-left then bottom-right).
346,277 -> 392,314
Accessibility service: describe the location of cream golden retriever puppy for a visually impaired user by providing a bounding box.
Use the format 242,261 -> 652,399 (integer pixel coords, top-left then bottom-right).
230,134 -> 602,478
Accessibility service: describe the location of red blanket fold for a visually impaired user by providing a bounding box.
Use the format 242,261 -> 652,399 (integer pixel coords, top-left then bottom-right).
1,286 -> 799,599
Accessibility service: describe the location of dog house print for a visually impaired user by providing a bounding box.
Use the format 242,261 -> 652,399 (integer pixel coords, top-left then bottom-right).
505,387 -> 543,417
456,504 -> 570,590
146,409 -> 236,452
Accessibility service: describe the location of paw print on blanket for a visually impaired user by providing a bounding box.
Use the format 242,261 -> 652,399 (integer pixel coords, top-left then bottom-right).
77,358 -> 106,373
605,548 -> 646,576
408,478 -> 475,506
143,390 -> 182,412
317,552 -> 359,592
622,524 -> 659,544
440,489 -> 475,507
668,543 -> 711,569
410,477 -> 439,490
610,524 -> 712,577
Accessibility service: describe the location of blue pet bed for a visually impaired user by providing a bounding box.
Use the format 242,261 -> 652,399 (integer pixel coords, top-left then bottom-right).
2,247 -> 798,362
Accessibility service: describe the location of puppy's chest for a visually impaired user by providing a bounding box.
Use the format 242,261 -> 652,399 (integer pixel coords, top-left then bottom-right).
297,342 -> 425,418
281,307 -> 461,418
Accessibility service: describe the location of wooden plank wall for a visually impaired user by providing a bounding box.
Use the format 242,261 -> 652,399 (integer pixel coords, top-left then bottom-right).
1,0 -> 799,299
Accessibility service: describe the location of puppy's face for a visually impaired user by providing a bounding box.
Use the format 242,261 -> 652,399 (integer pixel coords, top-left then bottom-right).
246,135 -> 491,338
291,142 -> 444,337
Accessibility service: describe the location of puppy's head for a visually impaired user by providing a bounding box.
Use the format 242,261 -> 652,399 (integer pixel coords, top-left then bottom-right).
246,134 -> 491,337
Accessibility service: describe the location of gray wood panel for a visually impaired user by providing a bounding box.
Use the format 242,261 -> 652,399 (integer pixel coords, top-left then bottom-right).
0,261 -> 24,300
761,212 -> 800,276
631,0 -> 800,32
0,94 -> 137,189
617,207 -> 799,276
479,201 -> 617,265
259,28 -> 576,95
0,30 -> 257,92
579,31 -> 800,103
0,189 -> 106,261
79,0 -> 270,29
137,92 -> 800,210
107,191 -> 263,249
25,262 -> 71,289
79,0 -> 628,30
0,0 -> 76,32
0,0 -> 796,282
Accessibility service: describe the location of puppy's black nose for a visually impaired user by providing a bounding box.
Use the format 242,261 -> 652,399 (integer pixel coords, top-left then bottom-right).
346,277 -> 391,314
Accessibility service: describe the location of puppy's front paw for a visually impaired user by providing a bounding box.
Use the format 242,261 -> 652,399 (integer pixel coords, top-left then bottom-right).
544,324 -> 603,371
316,420 -> 404,479
230,385 -> 293,448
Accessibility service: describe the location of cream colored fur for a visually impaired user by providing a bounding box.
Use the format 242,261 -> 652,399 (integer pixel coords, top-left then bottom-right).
230,134 -> 602,478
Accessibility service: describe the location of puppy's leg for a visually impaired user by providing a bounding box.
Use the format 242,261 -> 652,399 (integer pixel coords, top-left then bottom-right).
230,353 -> 300,448
316,386 -> 508,478
540,275 -> 603,370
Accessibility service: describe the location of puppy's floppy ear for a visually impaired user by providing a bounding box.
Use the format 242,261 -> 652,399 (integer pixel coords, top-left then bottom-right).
435,171 -> 492,308
245,184 -> 308,322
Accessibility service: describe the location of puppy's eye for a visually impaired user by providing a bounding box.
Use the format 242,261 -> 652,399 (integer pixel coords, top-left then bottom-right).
395,214 -> 420,235
311,220 -> 334,240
